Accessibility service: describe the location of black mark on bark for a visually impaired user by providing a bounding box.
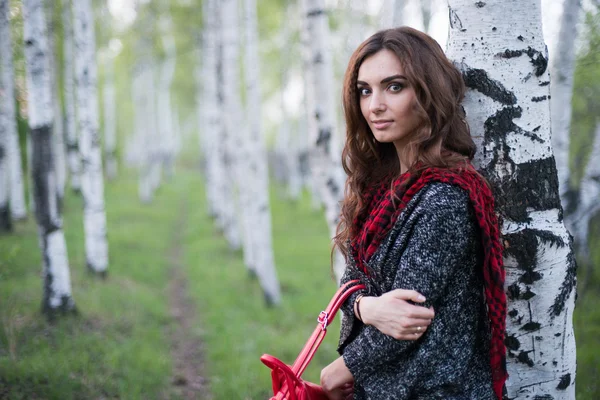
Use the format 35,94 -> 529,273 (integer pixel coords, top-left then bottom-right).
449,8 -> 466,32
505,334 -> 520,350
31,125 -> 61,233
550,244 -> 577,317
496,47 -> 548,76
532,95 -> 548,102
556,373 -> 571,390
521,322 -> 541,332
516,350 -> 534,366
316,128 -> 331,149
475,1 -> 486,7
492,158 -> 561,222
461,67 -> 517,105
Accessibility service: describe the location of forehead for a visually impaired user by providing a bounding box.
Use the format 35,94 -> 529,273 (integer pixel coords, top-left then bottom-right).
357,49 -> 404,82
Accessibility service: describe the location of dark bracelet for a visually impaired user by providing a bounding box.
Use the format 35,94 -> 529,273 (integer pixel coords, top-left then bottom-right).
354,294 -> 365,323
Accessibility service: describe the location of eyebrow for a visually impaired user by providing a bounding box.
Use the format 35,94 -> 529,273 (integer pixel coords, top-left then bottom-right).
357,74 -> 407,86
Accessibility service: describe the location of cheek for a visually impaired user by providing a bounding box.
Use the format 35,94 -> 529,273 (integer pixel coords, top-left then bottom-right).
359,99 -> 370,121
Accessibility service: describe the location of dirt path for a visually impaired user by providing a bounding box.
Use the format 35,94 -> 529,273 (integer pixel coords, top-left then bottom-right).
167,201 -> 211,399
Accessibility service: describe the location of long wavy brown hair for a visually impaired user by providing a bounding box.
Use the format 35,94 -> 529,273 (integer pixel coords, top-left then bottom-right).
334,27 -> 477,260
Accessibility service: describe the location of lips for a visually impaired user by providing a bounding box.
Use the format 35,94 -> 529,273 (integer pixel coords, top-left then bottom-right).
372,120 -> 393,130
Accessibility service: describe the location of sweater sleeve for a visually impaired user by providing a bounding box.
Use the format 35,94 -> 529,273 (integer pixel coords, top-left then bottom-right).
341,186 -> 477,384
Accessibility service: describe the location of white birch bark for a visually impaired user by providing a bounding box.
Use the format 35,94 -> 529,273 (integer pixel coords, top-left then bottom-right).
420,0 -> 432,33
219,0 -> 242,250
0,0 -> 26,220
571,122 -> 600,265
137,62 -> 155,203
0,0 -> 11,231
61,0 -> 80,192
23,0 -> 75,314
0,123 -> 9,231
299,0 -> 322,210
46,1 -> 66,204
244,0 -> 281,304
550,0 -> 580,205
302,0 -> 346,281
103,55 -> 117,180
73,0 -> 109,274
158,7 -> 176,179
446,1 -> 576,397
198,0 -> 218,218
381,0 -> 407,28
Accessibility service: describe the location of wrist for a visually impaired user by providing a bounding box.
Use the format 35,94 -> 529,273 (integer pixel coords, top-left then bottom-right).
357,296 -> 375,325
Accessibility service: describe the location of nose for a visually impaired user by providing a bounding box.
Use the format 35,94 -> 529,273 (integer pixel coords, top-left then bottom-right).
369,91 -> 385,113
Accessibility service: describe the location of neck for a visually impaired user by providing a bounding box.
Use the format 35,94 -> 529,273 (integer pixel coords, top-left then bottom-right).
395,143 -> 414,174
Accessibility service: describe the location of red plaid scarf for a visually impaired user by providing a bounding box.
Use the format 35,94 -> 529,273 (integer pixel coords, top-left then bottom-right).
350,164 -> 507,400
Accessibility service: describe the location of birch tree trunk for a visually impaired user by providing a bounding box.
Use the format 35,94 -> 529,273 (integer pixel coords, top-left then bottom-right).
244,0 -> 281,305
420,0 -> 432,33
0,0 -> 27,221
61,0 -> 80,193
158,6 -> 176,179
23,0 -> 76,315
446,1 -> 576,397
46,1 -> 66,205
103,55 -> 117,180
550,0 -> 580,206
302,0 -> 346,281
73,0 -> 109,274
299,0 -> 322,210
0,123 -> 8,231
571,122 -> 600,286
219,0 -> 241,250
199,0 -> 220,219
0,0 -> 11,232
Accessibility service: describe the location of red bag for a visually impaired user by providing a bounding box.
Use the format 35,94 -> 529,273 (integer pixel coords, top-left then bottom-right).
260,280 -> 365,400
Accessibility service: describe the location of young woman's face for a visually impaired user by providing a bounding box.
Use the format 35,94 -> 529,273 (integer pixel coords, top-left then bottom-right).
357,49 -> 423,152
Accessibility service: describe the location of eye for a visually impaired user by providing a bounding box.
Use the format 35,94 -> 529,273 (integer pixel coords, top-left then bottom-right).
357,87 -> 371,96
388,83 -> 404,92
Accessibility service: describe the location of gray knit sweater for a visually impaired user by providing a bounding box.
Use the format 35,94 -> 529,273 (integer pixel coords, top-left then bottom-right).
338,183 -> 495,400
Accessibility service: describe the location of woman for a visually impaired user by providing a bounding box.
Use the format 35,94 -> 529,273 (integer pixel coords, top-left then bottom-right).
319,27 -> 507,400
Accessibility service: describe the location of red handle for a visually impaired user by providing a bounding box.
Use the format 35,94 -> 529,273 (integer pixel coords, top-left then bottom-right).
291,280 -> 365,376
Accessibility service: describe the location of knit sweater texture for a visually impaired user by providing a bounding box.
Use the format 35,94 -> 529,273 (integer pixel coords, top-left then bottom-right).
338,182 -> 496,400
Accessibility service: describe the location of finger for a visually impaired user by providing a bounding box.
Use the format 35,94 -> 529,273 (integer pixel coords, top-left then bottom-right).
389,289 -> 427,303
405,304 -> 435,319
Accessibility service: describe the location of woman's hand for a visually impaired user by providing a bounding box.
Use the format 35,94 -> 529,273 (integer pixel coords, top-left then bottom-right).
321,357 -> 354,400
358,289 -> 435,340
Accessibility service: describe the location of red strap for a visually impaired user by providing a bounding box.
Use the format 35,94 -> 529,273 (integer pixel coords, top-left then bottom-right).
291,280 -> 365,377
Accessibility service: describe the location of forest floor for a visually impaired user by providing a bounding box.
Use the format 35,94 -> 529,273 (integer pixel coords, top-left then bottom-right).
166,196 -> 210,399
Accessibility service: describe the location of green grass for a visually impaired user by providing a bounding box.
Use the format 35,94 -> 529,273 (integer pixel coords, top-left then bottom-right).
183,180 -> 340,399
1,163 -> 599,399
0,171 -> 183,399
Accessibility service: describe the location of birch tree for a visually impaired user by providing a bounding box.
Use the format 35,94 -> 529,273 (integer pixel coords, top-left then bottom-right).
570,122 -> 600,288
61,0 -> 80,192
0,0 -> 11,232
46,1 -> 66,204
243,0 -> 281,304
73,0 -> 109,274
218,0 -> 241,250
446,1 -> 576,397
103,54 -> 117,180
157,5 -> 176,179
0,0 -> 26,221
302,0 -> 346,281
23,0 -> 76,315
199,0 -> 220,219
551,0 -> 581,205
